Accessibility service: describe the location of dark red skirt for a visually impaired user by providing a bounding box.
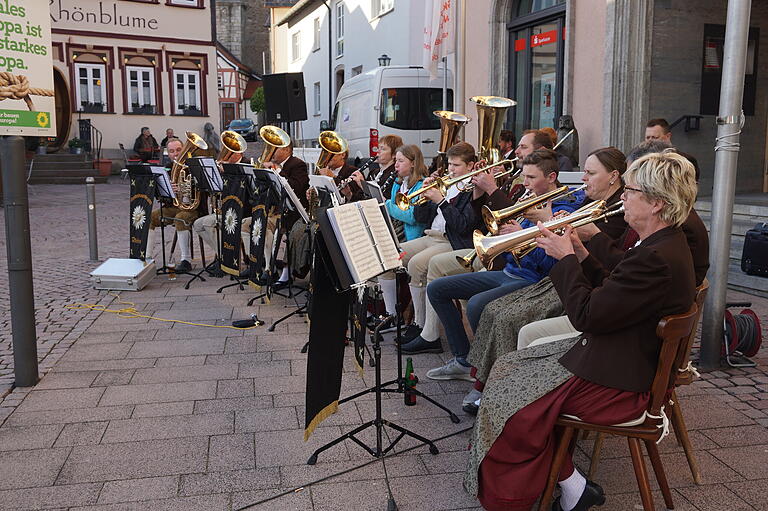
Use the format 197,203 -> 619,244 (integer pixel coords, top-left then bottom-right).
477,376 -> 650,511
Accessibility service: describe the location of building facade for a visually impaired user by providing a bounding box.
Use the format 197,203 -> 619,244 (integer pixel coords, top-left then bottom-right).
49,0 -> 220,159
268,0 -> 440,143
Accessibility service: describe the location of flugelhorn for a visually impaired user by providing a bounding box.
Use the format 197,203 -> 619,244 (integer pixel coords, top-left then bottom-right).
256,125 -> 290,167
317,131 -> 348,169
171,131 -> 208,211
395,157 -> 517,210
482,184 -> 586,235
218,130 -> 247,164
473,201 -> 618,268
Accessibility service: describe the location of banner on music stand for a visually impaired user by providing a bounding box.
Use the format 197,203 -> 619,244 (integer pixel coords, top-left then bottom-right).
247,201 -> 268,290
129,175 -> 155,260
220,175 -> 248,276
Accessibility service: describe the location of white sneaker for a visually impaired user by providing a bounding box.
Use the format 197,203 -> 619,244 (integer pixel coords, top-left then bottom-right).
426,358 -> 475,382
463,388 -> 483,406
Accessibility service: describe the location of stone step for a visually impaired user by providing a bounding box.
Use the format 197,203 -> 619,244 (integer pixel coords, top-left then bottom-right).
28,175 -> 108,185
30,161 -> 96,171
727,261 -> 768,298
28,152 -> 89,163
30,169 -> 101,178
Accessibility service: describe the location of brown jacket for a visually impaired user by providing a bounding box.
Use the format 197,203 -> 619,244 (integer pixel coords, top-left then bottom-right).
551,226 -> 695,392
280,155 -> 310,208
334,162 -> 363,202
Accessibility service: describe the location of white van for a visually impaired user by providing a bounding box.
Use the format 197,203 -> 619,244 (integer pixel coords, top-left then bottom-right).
332,65 -> 454,161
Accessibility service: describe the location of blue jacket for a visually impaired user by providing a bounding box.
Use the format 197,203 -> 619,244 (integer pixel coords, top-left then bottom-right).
503,188 -> 586,282
385,179 -> 428,241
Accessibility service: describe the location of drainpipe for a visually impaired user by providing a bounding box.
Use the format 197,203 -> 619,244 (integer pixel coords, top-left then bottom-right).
700,0 -> 752,370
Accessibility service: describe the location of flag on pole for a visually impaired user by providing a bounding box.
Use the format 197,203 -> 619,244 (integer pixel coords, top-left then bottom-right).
423,0 -> 456,80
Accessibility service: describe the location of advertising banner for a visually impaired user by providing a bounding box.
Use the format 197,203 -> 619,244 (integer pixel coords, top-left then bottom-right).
0,0 -> 56,136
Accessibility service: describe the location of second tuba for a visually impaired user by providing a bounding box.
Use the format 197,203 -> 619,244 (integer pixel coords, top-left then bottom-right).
470,96 -> 517,165
171,131 -> 208,211
218,130 -> 247,164
256,125 -> 291,167
317,131 -> 348,169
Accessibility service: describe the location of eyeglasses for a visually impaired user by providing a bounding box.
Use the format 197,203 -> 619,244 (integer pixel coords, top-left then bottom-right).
623,185 -> 644,194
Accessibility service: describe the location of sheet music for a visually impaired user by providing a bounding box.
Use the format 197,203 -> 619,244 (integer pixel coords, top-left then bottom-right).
326,202 -> 383,283
359,200 -> 402,271
149,166 -> 175,199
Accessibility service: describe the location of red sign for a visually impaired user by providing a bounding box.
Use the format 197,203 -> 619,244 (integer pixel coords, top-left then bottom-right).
531,30 -> 557,48
514,38 -> 526,52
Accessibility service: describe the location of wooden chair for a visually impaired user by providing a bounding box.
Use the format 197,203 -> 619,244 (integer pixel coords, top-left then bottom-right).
537,304 -> 700,511
588,280 -> 709,483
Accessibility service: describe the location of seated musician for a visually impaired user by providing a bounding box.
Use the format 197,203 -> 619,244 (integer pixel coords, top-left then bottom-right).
420,149 -> 584,375
317,149 -> 362,203
146,137 -> 199,273
349,134 -> 403,199
461,147 -> 628,413
514,143 -> 709,352
241,142 -> 310,283
377,142 -> 483,344
467,150 -> 698,511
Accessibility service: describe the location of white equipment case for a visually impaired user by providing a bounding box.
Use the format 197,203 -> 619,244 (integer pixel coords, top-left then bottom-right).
90,258 -> 156,291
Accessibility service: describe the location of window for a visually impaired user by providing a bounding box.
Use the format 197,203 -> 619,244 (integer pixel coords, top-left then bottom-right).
166,0 -> 202,7
508,2 -> 565,136
173,69 -> 201,115
292,31 -> 301,62
372,0 -> 394,17
313,17 -> 321,51
314,82 -> 321,115
351,65 -> 363,76
126,66 -> 156,114
75,63 -> 107,112
335,3 -> 344,57
379,88 -> 454,130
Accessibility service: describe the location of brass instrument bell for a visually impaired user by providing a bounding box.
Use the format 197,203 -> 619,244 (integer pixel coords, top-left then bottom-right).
218,130 -> 247,164
481,185 -> 570,235
257,125 -> 291,167
470,95 -> 517,165
317,130 -> 348,169
171,131 -> 208,211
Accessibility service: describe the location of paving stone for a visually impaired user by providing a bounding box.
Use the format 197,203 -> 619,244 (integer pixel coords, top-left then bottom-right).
92,369 -> 136,386
677,395 -> 757,430
0,482 -> 102,510
728,479 -> 768,509
676,483 -> 755,510
208,432 -> 255,471
237,360 -> 292,379
231,487 -> 313,511
235,407 -> 299,433
154,355 -> 208,367
0,423 -> 63,451
35,370 -> 98,390
53,358 -> 157,373
70,494 -> 229,511
133,401 -> 195,418
5,405 -> 133,426
102,413 -> 233,443
180,467 -> 279,496
61,343 -> 133,362
710,444 -> 768,480
131,364 -> 239,385
100,381 -> 217,406
16,387 -> 105,412
204,352 -> 272,365
194,396 -> 274,414
127,339 -> 226,358
98,476 -> 180,504
0,448 -> 70,490
58,436 -> 209,484
255,427 -> 349,468
217,379 -> 254,398
280,455 -> 425,488
54,421 -> 108,447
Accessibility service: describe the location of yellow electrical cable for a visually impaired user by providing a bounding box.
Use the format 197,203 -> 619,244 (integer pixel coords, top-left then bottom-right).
65,292 -> 262,330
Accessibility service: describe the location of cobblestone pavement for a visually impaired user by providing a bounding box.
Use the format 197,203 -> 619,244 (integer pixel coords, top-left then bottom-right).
0,182 -> 767,510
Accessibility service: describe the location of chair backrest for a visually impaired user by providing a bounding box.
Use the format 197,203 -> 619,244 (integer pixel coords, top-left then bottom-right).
674,279 -> 709,385
647,303 -> 700,420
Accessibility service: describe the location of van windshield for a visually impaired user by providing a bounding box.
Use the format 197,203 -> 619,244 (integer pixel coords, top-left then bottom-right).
379,88 -> 454,130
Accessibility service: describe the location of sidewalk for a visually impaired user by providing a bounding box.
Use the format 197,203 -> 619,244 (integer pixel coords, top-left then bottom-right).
0,182 -> 766,510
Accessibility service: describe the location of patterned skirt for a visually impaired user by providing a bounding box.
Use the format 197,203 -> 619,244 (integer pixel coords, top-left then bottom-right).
468,278 -> 565,384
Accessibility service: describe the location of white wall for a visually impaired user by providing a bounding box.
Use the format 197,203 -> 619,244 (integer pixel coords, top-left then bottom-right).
273,0 -> 453,144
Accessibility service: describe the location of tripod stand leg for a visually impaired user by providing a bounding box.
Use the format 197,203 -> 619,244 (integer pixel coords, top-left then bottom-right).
410,388 -> 461,424
306,420 -> 377,465
383,420 -> 439,455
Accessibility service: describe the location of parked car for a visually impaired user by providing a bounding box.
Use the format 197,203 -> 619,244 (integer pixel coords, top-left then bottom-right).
227,119 -> 256,141
332,65 -> 453,161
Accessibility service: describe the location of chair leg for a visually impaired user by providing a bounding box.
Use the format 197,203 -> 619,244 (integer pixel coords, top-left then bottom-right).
628,437 -> 655,511
669,391 -> 702,484
537,426 -> 575,511
645,439 -> 674,510
581,430 -> 591,441
198,236 -> 207,268
588,432 -> 604,480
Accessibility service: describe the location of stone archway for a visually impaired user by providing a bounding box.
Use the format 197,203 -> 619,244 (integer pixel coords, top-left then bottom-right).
50,66 -> 71,153
488,0 -> 515,98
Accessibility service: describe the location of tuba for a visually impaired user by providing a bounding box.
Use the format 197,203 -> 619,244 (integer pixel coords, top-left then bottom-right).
433,110 -> 470,176
470,96 -> 517,165
316,131 -> 348,169
171,131 -> 208,211
255,125 -> 291,167
218,130 -> 247,164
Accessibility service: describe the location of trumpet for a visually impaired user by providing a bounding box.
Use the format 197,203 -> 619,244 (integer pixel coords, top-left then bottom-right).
394,157 -> 517,210
473,201 -> 626,268
482,184 -> 587,235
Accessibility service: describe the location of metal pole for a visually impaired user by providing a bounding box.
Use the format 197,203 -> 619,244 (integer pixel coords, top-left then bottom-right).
442,56 -> 448,111
700,0 -> 752,371
86,177 -> 98,261
0,136 -> 39,386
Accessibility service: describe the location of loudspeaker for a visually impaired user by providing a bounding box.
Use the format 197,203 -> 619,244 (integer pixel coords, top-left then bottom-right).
263,72 -> 307,122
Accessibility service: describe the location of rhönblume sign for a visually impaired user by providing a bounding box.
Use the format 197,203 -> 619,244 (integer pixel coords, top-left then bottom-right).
0,0 -> 56,136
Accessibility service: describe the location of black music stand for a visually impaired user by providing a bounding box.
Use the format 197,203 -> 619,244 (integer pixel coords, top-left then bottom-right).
306,204 -> 458,472
184,157 -> 224,289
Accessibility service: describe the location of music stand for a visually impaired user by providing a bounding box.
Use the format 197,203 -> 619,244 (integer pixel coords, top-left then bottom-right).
183,157 -> 224,289
134,165 -> 177,275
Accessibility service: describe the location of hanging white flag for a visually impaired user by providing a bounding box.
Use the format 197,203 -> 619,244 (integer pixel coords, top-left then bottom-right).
423,0 -> 456,80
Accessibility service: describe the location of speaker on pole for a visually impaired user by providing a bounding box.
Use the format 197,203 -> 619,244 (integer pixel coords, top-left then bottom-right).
263,72 -> 308,122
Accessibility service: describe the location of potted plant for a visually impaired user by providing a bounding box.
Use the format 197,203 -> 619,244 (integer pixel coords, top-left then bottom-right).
183,106 -> 202,116
68,138 -> 84,154
131,102 -> 155,115
81,101 -> 105,113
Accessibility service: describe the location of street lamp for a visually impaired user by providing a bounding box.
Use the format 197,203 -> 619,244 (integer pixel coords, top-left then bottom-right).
378,54 -> 391,67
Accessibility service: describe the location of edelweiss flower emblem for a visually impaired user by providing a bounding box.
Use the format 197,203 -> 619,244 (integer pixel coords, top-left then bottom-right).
224,208 -> 238,235
251,217 -> 263,247
131,206 -> 146,230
